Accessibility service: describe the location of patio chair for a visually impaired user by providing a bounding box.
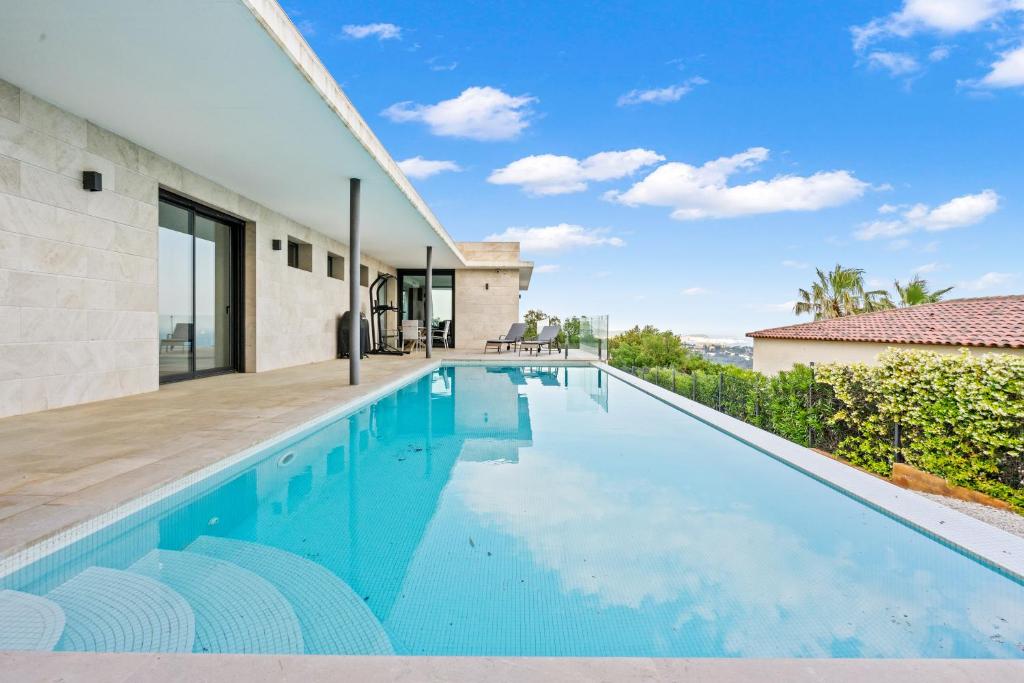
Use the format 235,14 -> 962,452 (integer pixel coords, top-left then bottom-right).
401,320 -> 425,352
519,325 -> 561,356
483,322 -> 526,354
160,322 -> 192,353
432,320 -> 451,349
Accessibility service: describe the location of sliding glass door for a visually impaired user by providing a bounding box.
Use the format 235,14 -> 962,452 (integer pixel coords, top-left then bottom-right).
158,192 -> 242,382
397,270 -> 455,347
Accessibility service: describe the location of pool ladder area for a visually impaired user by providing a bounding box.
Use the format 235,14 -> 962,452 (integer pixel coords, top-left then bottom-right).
0,537 -> 394,655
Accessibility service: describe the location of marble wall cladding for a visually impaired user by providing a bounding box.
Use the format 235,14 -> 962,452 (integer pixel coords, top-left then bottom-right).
455,269 -> 521,351
0,79 -> 395,416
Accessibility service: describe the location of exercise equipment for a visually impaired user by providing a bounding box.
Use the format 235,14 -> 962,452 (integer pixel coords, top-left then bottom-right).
368,273 -> 405,355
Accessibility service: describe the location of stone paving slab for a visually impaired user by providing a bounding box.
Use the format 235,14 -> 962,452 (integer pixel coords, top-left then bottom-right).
1,652 -> 1021,683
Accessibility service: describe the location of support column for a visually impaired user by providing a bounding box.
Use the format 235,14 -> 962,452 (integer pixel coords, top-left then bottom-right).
349,178 -> 361,385
425,245 -> 433,359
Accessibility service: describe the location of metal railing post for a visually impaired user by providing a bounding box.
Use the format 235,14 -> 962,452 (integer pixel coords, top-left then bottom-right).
894,423 -> 903,465
717,373 -> 723,411
672,368 -> 677,394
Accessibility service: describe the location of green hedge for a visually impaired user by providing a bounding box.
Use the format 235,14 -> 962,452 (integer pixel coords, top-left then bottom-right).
817,349 -> 1024,508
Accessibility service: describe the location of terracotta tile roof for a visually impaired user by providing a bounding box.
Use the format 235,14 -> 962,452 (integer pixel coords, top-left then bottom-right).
746,295 -> 1024,349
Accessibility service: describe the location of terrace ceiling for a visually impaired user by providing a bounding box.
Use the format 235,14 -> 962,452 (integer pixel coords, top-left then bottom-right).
0,0 -> 466,268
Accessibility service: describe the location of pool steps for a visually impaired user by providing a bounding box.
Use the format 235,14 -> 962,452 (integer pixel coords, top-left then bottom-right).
129,549 -> 304,654
47,566 -> 195,652
0,539 -> 393,655
187,536 -> 393,655
0,589 -> 65,651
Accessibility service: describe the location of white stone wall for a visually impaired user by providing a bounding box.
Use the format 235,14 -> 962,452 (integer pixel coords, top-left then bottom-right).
0,80 -> 393,416
751,337 -> 1024,375
455,268 -> 521,350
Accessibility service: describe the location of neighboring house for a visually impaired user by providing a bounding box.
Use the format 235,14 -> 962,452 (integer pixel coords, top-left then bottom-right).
747,296 -> 1024,374
0,1 -> 532,418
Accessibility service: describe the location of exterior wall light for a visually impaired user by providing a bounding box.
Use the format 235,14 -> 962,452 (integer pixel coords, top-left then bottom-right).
82,171 -> 102,192
272,239 -> 282,251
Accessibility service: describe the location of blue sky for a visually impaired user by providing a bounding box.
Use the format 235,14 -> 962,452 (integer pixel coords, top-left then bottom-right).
286,1 -> 1024,340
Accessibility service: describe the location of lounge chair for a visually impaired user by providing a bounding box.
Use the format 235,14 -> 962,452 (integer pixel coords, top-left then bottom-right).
484,322 -> 526,354
160,322 -> 192,352
519,325 -> 560,355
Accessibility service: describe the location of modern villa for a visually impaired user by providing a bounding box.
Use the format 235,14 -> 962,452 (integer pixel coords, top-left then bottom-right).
0,0 -> 532,419
2,2 -> 1024,681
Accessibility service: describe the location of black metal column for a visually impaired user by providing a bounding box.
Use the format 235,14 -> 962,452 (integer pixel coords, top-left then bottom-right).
349,178 -> 361,385
425,245 -> 433,358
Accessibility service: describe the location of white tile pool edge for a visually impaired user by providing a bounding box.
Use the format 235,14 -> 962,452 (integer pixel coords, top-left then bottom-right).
0,361 -> 444,580
598,362 -> 1024,582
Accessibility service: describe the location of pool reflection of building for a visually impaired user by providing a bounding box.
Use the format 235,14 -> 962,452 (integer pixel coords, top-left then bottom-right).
119,365 -> 611,634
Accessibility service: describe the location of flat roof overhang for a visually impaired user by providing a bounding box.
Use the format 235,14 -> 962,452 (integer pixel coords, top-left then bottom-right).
0,0 -> 466,269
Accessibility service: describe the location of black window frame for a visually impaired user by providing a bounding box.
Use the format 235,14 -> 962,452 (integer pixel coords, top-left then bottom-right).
158,189 -> 246,384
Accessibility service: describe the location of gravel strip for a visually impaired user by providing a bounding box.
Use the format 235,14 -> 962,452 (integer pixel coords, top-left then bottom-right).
919,493 -> 1024,540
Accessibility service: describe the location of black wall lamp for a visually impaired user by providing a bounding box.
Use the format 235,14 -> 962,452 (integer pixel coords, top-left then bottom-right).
272,239 -> 282,251
82,171 -> 102,192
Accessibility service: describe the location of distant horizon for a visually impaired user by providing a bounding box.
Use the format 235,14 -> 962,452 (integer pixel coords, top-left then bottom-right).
289,1 -> 1024,338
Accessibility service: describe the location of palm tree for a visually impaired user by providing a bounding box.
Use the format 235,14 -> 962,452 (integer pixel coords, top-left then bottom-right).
893,276 -> 953,307
794,264 -> 890,320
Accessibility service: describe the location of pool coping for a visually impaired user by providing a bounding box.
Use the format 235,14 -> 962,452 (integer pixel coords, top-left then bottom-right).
598,362 -> 1024,582
1,651 -> 1023,682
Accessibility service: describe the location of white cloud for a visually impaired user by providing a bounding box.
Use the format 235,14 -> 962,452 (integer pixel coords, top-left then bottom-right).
866,51 -> 920,75
757,301 -> 798,313
297,19 -> 316,37
928,45 -> 953,61
382,87 -> 536,141
342,23 -> 402,40
978,45 -> 1024,88
396,156 -> 462,179
851,1 -> 1020,51
485,224 -> 625,252
681,287 -> 709,296
607,147 -> 868,221
781,260 -> 810,269
534,264 -> 560,274
958,271 -> 1019,290
617,77 -> 708,106
488,149 -> 664,196
856,189 -> 1000,240
426,57 -> 458,72
913,262 -> 943,273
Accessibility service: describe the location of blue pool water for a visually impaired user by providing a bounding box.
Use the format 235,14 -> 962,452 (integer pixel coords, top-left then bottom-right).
2,364 -> 1023,657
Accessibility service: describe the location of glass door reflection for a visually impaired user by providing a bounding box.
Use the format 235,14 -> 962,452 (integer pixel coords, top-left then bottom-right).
158,201 -> 193,380
158,194 -> 240,382
398,270 -> 455,348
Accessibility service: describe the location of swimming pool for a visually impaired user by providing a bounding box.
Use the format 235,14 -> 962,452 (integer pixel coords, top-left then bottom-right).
1,364 -> 1023,657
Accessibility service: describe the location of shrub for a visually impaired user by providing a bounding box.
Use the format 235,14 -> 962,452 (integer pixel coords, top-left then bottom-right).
817,349 -> 1024,508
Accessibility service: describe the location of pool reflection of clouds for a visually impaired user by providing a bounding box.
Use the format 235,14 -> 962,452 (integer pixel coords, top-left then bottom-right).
454,451 -> 1024,657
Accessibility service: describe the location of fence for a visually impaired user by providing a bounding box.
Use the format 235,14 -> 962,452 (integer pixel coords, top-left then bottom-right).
538,314 -> 609,359
623,365 -> 853,454
619,350 -> 1024,510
